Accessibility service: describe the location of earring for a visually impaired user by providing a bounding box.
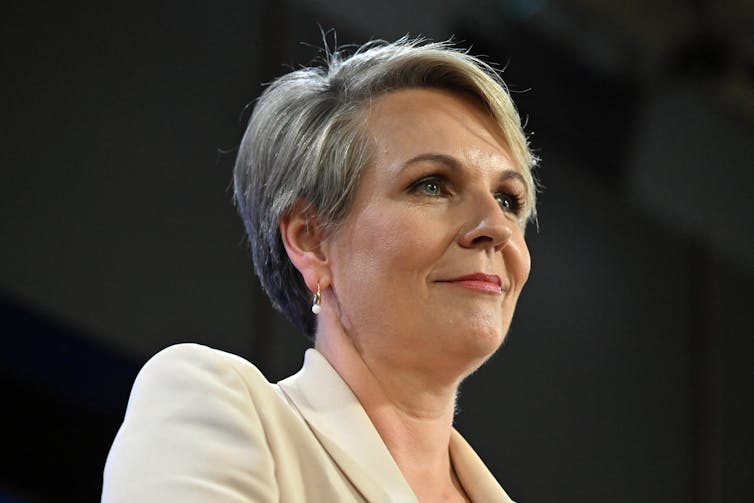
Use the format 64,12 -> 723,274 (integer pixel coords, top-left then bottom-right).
311,282 -> 321,314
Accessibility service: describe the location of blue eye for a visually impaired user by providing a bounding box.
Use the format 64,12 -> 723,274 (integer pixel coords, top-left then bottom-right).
495,193 -> 522,214
421,180 -> 441,196
411,177 -> 446,197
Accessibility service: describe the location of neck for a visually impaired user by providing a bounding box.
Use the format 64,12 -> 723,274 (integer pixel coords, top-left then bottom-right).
315,313 -> 470,501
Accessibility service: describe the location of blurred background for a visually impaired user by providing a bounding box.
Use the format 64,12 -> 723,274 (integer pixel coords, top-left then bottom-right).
2,0 -> 753,501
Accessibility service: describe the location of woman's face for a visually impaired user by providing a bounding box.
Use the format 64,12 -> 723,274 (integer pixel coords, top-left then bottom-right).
324,88 -> 531,377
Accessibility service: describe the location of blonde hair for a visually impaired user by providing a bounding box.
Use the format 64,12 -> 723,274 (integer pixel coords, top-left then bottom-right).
234,37 -> 538,337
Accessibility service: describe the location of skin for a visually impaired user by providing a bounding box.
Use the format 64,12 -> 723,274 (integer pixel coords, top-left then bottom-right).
281,88 -> 531,502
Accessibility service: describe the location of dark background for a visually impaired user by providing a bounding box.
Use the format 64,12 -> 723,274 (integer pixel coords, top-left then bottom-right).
2,1 -> 753,502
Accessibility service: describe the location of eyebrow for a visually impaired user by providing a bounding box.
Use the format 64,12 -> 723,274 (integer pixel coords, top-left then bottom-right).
402,152 -> 528,192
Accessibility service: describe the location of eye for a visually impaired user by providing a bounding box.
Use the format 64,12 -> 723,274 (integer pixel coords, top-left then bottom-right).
420,180 -> 441,196
410,176 -> 449,197
494,192 -> 523,214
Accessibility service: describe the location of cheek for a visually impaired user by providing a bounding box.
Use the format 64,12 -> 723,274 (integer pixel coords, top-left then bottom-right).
327,205 -> 441,333
507,231 -> 531,286
339,205 -> 440,277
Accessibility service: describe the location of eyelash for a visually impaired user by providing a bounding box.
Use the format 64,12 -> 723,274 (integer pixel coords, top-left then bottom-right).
411,176 -> 451,197
409,176 -> 525,216
494,192 -> 525,215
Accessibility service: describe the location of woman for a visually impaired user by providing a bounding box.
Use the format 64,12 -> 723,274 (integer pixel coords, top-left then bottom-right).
102,37 -> 537,502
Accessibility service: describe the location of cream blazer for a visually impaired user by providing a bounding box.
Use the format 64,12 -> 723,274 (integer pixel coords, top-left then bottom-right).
102,343 -> 514,502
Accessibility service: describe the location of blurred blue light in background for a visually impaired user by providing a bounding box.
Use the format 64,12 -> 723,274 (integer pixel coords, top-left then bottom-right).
500,0 -> 547,19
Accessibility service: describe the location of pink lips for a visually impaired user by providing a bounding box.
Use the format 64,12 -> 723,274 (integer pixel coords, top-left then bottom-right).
440,273 -> 503,294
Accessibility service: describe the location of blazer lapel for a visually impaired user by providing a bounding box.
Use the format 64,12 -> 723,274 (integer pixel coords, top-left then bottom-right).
277,349 -> 418,503
449,429 -> 515,503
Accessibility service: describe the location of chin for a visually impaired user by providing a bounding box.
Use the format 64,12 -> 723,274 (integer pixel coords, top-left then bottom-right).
472,325 -> 506,354
449,323 -> 506,371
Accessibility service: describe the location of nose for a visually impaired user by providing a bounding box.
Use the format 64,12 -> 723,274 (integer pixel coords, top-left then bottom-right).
458,193 -> 514,252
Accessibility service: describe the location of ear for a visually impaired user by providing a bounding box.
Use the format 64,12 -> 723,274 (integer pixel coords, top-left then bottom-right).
279,200 -> 331,294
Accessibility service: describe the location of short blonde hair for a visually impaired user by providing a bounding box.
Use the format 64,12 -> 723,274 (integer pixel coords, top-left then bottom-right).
234,37 -> 538,337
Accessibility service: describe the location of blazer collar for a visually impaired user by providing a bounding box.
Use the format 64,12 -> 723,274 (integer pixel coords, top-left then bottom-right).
450,429 -> 515,502
277,349 -> 418,503
278,349 -> 514,503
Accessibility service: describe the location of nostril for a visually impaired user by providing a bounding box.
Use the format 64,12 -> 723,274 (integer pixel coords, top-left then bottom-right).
471,235 -> 494,246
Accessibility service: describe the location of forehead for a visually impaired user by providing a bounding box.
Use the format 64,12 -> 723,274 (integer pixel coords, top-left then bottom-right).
362,88 -> 516,172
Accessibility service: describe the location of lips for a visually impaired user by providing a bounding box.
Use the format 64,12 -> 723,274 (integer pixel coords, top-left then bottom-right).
438,273 -> 504,294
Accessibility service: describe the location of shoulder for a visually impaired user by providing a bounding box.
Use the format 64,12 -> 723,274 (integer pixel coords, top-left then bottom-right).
121,343 -> 271,422
138,343 -> 264,385
139,342 -> 264,383
103,344 -> 282,502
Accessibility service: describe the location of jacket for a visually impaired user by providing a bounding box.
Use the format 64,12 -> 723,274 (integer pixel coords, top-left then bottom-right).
102,343 -> 514,502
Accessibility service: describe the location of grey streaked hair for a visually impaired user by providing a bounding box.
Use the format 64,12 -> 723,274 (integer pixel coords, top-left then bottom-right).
233,36 -> 538,338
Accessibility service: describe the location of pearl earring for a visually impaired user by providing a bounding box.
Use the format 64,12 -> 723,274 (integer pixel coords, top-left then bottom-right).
311,282 -> 321,314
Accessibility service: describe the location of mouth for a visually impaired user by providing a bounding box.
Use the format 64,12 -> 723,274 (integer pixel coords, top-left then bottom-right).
437,273 -> 504,295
